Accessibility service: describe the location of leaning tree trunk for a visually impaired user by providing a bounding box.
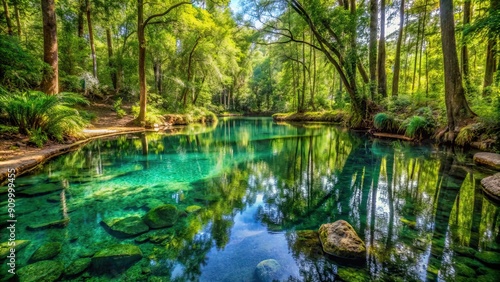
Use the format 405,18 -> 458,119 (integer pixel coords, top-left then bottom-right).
378,0 -> 387,98
2,0 -> 13,35
439,0 -> 475,140
41,0 -> 58,94
392,0 -> 405,97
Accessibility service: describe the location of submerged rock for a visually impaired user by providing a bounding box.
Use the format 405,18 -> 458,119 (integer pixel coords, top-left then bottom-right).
481,173 -> 500,202
101,216 -> 149,237
337,267 -> 370,282
26,218 -> 69,231
291,230 -> 323,257
142,204 -> 178,229
29,242 -> 62,262
474,152 -> 500,170
17,260 -> 64,282
0,240 -> 30,258
318,220 -> 366,260
65,258 -> 91,277
91,244 -> 143,273
255,259 -> 282,282
185,205 -> 202,213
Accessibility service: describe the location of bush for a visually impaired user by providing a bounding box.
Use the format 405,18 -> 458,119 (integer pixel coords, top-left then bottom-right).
373,113 -> 399,133
0,125 -> 18,135
401,115 -> 435,140
0,36 -> 45,90
113,97 -> 126,118
0,91 -> 89,141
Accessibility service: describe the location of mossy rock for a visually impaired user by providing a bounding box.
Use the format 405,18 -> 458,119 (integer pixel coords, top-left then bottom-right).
17,260 -> 64,282
142,204 -> 178,229
65,258 -> 91,277
101,216 -> 149,238
291,230 -> 323,257
91,244 -> 143,274
18,184 -> 63,197
318,220 -> 366,260
26,218 -> 69,231
481,173 -> 500,203
185,205 -> 202,213
134,233 -> 150,244
29,242 -> 62,262
0,240 -> 30,258
78,248 -> 95,258
255,259 -> 282,282
337,267 -> 370,282
474,152 -> 500,170
475,251 -> 500,266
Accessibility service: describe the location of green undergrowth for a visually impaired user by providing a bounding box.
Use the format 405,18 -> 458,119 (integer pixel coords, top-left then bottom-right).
272,110 -> 347,123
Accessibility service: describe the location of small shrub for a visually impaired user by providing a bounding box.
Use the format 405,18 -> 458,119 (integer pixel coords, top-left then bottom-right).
373,113 -> 399,133
455,125 -> 476,146
29,128 -> 48,147
0,125 -> 18,135
401,115 -> 434,140
113,97 -> 126,118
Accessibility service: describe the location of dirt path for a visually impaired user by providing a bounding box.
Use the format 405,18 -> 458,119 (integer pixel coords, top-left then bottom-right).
0,102 -> 145,184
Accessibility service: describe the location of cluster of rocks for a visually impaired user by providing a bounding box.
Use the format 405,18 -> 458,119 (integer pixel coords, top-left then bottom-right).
474,152 -> 500,203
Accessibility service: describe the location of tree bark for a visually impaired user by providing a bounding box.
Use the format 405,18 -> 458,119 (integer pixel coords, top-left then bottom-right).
439,0 -> 475,137
2,0 -> 13,35
77,0 -> 84,38
483,39 -> 496,96
41,0 -> 58,94
138,0 -> 147,123
182,36 -> 200,108
106,27 -> 117,91
378,0 -> 387,97
461,0 -> 471,82
86,0 -> 97,79
369,0 -> 378,100
13,0 -> 21,37
392,0 -> 405,97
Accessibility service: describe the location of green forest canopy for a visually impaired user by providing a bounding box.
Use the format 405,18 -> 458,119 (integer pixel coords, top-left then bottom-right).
0,0 -> 499,144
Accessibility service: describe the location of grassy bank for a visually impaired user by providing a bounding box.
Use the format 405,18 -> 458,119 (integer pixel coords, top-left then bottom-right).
272,111 -> 347,123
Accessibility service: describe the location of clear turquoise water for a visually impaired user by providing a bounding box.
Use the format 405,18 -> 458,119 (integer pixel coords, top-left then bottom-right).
1,117 -> 500,281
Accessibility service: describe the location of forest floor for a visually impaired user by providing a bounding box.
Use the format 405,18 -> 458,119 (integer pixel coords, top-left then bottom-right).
0,102 -> 142,163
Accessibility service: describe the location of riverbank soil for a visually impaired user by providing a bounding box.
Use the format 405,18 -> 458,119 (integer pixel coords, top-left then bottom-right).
0,102 -> 137,162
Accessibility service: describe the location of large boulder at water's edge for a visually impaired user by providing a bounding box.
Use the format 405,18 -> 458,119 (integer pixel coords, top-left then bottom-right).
91,244 -> 142,273
255,259 -> 282,282
101,216 -> 149,237
474,152 -> 500,170
29,242 -> 62,262
142,204 -> 178,229
318,220 -> 366,260
481,173 -> 500,202
17,260 -> 64,282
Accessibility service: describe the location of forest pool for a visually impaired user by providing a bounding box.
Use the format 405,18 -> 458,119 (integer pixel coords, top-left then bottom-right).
1,117 -> 500,281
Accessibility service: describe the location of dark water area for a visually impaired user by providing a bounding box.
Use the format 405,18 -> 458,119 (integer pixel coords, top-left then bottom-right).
1,117 -> 500,281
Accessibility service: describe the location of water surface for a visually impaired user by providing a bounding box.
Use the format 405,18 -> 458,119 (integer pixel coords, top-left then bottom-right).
1,118 -> 500,281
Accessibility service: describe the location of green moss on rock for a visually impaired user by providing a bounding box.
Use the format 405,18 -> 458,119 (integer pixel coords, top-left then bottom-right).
318,220 -> 366,260
91,244 -> 143,273
0,240 -> 30,258
255,259 -> 282,282
101,216 -> 149,237
65,258 -> 91,277
337,267 -> 370,282
185,205 -> 202,213
29,242 -> 62,262
142,204 -> 178,229
17,260 -> 63,282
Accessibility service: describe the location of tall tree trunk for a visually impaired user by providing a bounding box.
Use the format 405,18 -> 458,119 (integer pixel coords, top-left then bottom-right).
13,1 -> 21,37
439,0 -> 475,139
86,0 -> 97,78
412,16 -> 422,92
153,60 -> 162,94
462,0 -> 471,83
378,0 -> 387,98
182,37 -> 200,108
369,0 -> 377,100
418,1 -> 428,92
41,0 -> 58,94
106,27 -> 117,91
77,0 -> 84,38
2,0 -> 13,35
483,39 -> 496,96
392,0 -> 405,97
138,0 -> 147,123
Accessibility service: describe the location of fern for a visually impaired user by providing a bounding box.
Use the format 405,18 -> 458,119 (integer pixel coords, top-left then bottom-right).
374,113 -> 399,133
0,91 -> 89,141
401,115 -> 434,140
